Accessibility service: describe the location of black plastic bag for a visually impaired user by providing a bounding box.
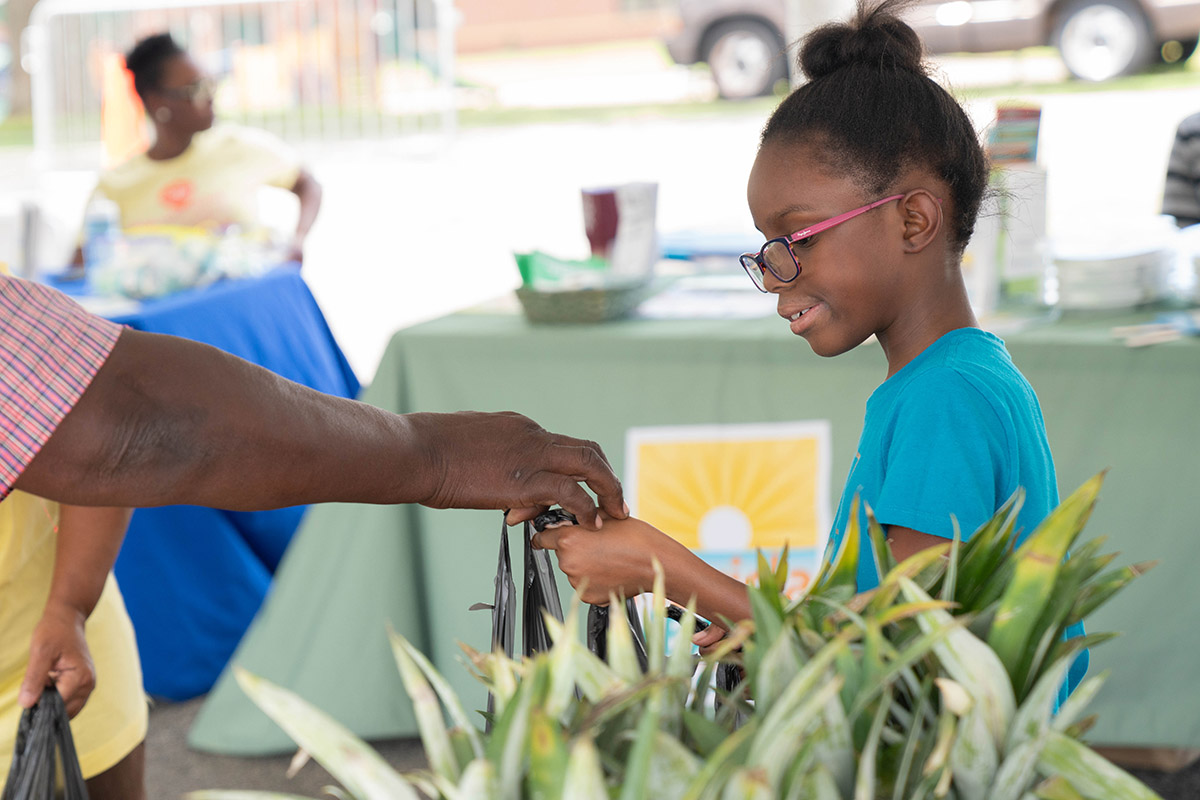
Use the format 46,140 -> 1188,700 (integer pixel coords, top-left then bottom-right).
1,686 -> 89,800
586,601 -> 649,671
469,513 -> 566,661
473,509 -> 738,694
523,509 -> 650,665
471,513 -> 568,729
468,518 -> 518,729
665,604 -> 741,693
487,518 -> 517,657
522,517 -> 565,656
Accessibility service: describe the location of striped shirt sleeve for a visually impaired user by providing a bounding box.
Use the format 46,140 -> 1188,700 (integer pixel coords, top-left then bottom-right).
0,275 -> 122,497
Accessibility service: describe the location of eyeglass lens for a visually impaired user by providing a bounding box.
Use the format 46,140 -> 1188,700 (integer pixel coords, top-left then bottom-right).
763,241 -> 799,281
741,241 -> 800,291
740,255 -> 767,291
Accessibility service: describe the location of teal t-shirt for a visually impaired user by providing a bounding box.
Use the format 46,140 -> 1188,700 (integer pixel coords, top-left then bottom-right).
830,327 -> 1087,699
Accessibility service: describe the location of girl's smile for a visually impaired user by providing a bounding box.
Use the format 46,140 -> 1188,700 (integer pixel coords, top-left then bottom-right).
779,300 -> 823,336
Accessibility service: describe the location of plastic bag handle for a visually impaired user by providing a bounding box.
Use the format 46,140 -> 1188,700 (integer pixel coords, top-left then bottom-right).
1,687 -> 89,800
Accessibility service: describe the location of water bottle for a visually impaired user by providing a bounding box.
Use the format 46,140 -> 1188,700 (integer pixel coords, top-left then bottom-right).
82,194 -> 121,272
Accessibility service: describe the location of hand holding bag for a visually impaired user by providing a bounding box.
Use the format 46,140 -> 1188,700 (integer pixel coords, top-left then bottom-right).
474,509 -> 740,710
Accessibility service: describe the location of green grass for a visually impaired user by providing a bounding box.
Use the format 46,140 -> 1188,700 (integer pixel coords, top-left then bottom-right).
0,115 -> 33,148
457,49 -> 1200,128
956,47 -> 1200,101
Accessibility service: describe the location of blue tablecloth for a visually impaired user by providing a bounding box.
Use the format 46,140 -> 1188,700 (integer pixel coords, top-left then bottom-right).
54,267 -> 359,700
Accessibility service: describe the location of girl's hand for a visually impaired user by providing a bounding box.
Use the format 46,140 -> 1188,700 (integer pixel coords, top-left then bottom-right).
691,623 -> 729,654
19,602 -> 96,718
531,514 -> 682,605
533,514 -> 754,629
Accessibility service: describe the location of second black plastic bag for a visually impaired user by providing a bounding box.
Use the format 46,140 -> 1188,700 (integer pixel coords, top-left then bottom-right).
1,687 -> 89,800
476,509 -> 738,705
522,516 -> 566,656
476,509 -> 648,664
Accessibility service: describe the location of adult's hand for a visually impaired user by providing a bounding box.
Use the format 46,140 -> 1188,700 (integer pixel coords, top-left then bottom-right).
19,603 -> 95,719
406,411 -> 626,530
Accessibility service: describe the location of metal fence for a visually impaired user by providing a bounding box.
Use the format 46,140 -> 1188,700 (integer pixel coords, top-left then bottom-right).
22,0 -> 457,169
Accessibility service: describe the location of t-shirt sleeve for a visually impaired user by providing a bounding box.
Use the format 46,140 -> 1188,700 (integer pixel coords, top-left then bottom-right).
232,126 -> 303,191
0,276 -> 122,498
872,368 -> 1009,541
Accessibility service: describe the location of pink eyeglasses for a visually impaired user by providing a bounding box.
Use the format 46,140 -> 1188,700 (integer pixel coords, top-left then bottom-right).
739,194 -> 905,292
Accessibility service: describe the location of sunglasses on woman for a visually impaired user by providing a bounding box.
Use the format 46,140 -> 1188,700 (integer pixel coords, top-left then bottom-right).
156,76 -> 217,106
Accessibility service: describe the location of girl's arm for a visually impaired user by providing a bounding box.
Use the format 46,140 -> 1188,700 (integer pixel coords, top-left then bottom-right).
886,526 -> 949,562
532,516 -> 751,628
19,505 -> 132,717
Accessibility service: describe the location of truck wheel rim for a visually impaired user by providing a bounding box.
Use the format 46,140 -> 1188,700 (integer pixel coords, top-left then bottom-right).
1060,5 -> 1139,81
710,31 -> 774,97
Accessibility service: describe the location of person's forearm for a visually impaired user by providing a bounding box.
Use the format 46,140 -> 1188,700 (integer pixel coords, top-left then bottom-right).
659,543 -> 752,627
292,171 -> 322,241
17,328 -> 433,510
46,505 -> 132,619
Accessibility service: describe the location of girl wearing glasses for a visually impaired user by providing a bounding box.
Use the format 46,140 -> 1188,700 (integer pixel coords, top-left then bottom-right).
535,0 -> 1086,705
72,33 -> 322,269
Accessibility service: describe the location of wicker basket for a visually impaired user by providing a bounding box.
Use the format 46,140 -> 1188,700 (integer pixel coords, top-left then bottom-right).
515,280 -> 657,324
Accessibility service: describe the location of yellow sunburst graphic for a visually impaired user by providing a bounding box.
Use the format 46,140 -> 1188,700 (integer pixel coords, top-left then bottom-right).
626,422 -> 831,554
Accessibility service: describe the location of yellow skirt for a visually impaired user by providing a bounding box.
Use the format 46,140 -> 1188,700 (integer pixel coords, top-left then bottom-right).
0,492 -> 148,783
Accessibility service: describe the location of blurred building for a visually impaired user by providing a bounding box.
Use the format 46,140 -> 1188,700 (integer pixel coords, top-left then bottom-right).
454,0 -> 678,52
25,0 -> 458,169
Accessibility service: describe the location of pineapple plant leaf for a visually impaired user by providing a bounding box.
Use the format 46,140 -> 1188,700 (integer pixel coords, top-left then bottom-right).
210,474 -> 1162,800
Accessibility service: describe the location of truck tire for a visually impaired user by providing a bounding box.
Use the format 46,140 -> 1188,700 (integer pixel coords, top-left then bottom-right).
1053,0 -> 1155,81
702,19 -> 788,100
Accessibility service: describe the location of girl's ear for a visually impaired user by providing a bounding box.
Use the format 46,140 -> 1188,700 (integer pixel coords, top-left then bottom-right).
899,190 -> 943,254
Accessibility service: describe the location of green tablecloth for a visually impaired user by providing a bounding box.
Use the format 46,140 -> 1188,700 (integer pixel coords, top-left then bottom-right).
191,309 -> 1200,754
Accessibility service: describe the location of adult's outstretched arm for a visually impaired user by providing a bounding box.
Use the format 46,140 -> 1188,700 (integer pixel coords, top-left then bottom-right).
14,328 -> 625,528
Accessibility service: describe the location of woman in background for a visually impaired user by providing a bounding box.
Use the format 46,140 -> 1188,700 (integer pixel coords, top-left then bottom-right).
75,32 -> 322,266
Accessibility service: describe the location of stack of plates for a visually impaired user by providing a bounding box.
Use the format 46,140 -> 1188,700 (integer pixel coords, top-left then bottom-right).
1052,248 -> 1172,311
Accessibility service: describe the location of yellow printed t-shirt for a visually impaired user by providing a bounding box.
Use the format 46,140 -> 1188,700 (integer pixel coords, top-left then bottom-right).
95,123 -> 302,232
0,491 -> 148,782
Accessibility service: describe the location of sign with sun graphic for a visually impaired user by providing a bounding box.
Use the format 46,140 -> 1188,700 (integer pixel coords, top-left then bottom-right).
625,421 -> 832,597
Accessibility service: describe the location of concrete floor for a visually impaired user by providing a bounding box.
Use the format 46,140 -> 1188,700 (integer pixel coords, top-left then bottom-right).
145,693 -> 1198,799
1128,763 -> 1200,800
146,697 -> 426,797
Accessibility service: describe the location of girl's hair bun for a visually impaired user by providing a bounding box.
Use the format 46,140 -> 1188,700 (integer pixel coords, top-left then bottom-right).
798,0 -> 926,81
